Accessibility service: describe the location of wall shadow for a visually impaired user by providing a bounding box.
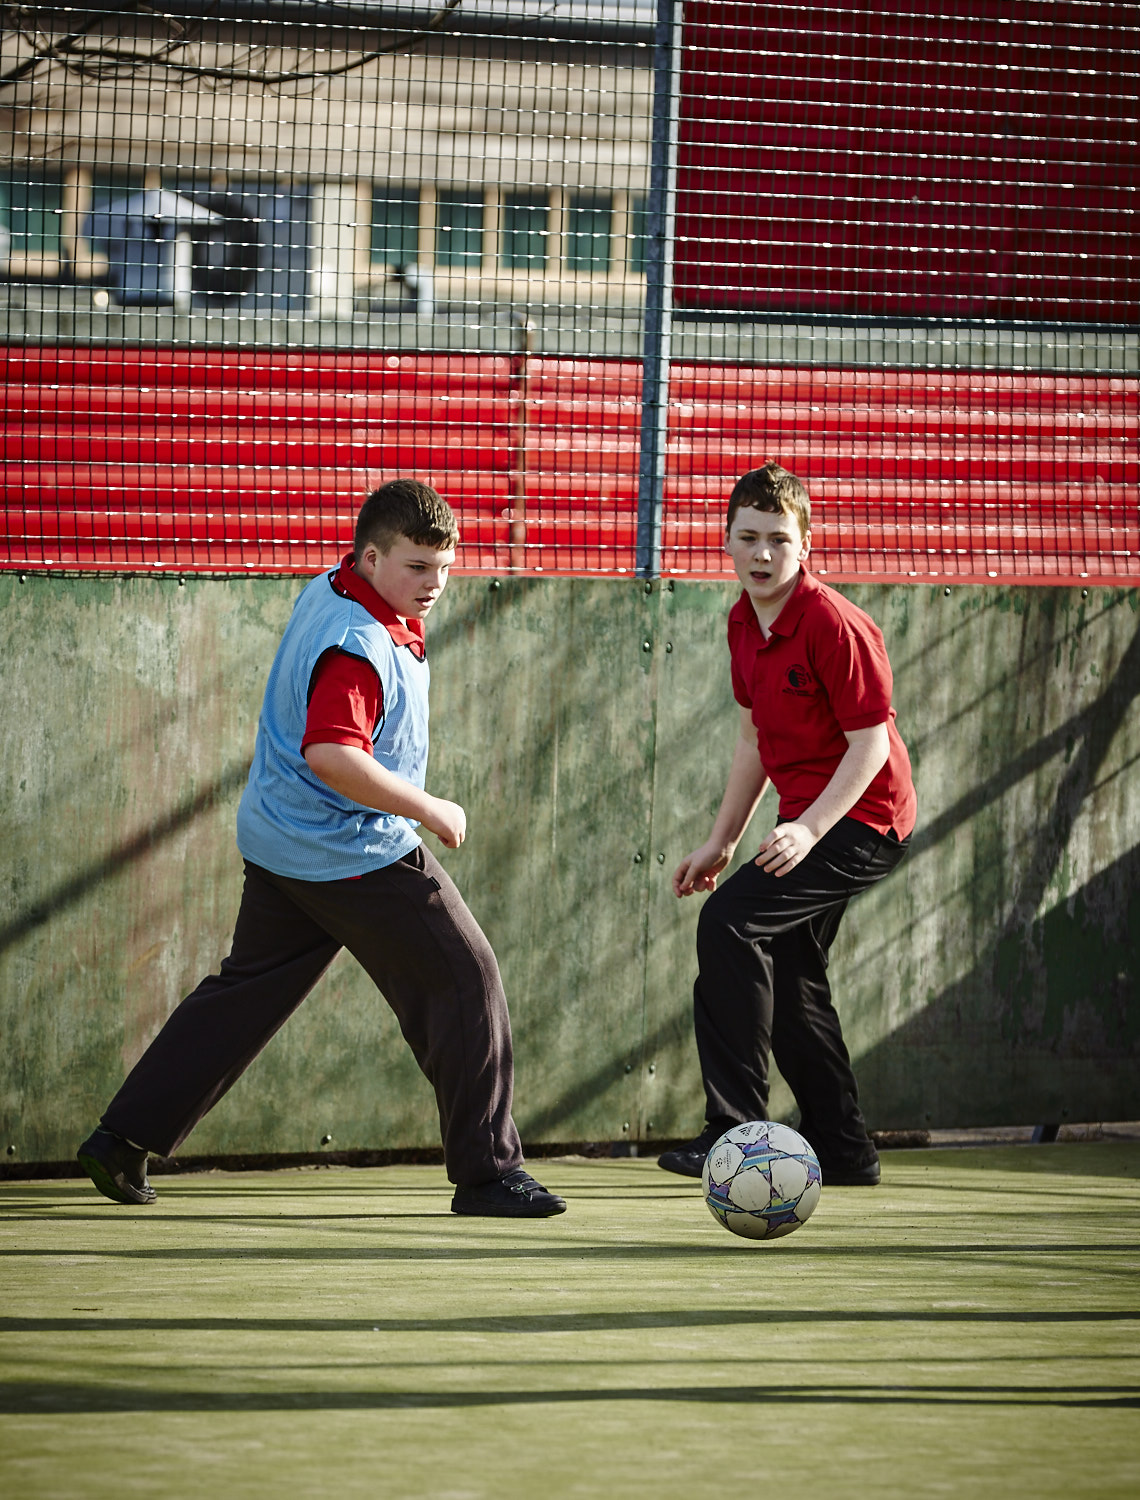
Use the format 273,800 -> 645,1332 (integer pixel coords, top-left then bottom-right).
0,762 -> 249,956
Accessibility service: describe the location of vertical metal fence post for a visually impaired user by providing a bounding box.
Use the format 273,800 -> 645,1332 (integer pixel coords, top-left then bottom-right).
636,0 -> 683,580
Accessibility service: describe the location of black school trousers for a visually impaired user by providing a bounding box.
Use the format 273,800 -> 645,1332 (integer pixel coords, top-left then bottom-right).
693,816 -> 909,1169
101,846 -> 524,1187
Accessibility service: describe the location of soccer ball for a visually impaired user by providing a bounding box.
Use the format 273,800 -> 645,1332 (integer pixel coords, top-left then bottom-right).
702,1120 -> 822,1241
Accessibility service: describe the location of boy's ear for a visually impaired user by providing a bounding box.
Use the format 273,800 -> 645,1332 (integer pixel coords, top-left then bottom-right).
354,542 -> 381,583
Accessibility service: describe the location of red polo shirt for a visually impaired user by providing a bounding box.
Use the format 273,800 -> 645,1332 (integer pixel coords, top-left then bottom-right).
728,569 -> 916,839
300,554 -> 425,754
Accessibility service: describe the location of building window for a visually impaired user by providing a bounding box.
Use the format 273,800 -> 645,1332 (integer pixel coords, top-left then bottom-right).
501,193 -> 549,271
628,195 -> 649,276
0,170 -> 63,257
436,191 -> 483,269
567,193 -> 612,274
371,188 -> 420,268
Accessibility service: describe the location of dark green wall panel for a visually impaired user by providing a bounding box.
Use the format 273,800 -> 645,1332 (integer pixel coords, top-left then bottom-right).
1,573 -> 1136,1164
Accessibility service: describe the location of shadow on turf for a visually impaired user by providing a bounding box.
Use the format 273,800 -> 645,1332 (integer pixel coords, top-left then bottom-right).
3,1309 -> 1136,1335
5,1239 -> 1137,1263
1,1381 -> 1137,1413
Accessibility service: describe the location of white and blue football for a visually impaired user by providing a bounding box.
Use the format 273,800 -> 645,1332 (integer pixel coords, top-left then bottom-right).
702,1120 -> 822,1241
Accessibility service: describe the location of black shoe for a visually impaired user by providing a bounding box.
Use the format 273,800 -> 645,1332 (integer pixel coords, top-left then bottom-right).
77,1126 -> 157,1206
820,1156 -> 881,1187
451,1168 -> 566,1218
657,1122 -> 732,1179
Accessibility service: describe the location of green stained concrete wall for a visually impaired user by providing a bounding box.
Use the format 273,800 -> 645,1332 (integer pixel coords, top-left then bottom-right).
1,573 -> 1136,1164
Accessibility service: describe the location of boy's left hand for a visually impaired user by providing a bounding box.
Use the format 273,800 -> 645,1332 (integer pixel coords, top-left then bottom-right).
755,821 -> 817,876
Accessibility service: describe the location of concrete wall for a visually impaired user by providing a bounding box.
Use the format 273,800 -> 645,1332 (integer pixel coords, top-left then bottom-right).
1,572 -> 1136,1164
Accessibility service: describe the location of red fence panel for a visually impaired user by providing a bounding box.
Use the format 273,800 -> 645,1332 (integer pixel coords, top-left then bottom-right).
675,1 -> 1140,322
2,347 -> 1136,582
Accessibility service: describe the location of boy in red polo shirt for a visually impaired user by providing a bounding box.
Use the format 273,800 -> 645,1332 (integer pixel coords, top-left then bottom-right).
660,463 -> 916,1186
78,480 -> 565,1218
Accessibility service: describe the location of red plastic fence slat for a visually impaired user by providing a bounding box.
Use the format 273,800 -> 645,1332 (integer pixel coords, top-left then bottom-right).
2,347 -> 1136,582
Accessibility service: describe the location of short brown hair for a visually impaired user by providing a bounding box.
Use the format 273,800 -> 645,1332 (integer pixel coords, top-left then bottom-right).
727,462 -> 811,537
354,479 -> 459,557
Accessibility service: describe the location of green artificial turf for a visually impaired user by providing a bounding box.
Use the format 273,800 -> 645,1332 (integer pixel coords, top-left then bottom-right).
1,1144 -> 1137,1499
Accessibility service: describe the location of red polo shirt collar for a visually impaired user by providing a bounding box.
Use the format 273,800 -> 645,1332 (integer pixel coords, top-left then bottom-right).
735,567 -> 817,641
330,553 -> 425,658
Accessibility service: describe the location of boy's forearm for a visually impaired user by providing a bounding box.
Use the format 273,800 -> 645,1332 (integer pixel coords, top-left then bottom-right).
303,742 -> 436,823
708,732 -> 770,854
797,724 -> 891,841
673,725 -> 769,897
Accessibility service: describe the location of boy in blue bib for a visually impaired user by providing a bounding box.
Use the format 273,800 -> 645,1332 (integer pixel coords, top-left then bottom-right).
78,481 -> 565,1218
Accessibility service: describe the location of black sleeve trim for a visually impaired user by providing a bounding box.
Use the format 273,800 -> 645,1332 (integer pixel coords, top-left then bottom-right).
305,646 -> 382,733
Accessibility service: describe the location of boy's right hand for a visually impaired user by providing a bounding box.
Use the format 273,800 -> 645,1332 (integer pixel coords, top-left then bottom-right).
672,842 -> 731,898
424,797 -> 467,849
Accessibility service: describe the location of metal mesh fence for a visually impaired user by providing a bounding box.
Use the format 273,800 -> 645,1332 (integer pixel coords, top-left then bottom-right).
2,1 -> 1137,580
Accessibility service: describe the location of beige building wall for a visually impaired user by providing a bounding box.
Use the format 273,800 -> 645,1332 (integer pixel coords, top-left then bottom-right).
0,28 -> 653,307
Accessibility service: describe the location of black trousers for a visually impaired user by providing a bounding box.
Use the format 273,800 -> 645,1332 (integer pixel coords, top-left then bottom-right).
102,847 -> 524,1187
693,816 -> 909,1168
